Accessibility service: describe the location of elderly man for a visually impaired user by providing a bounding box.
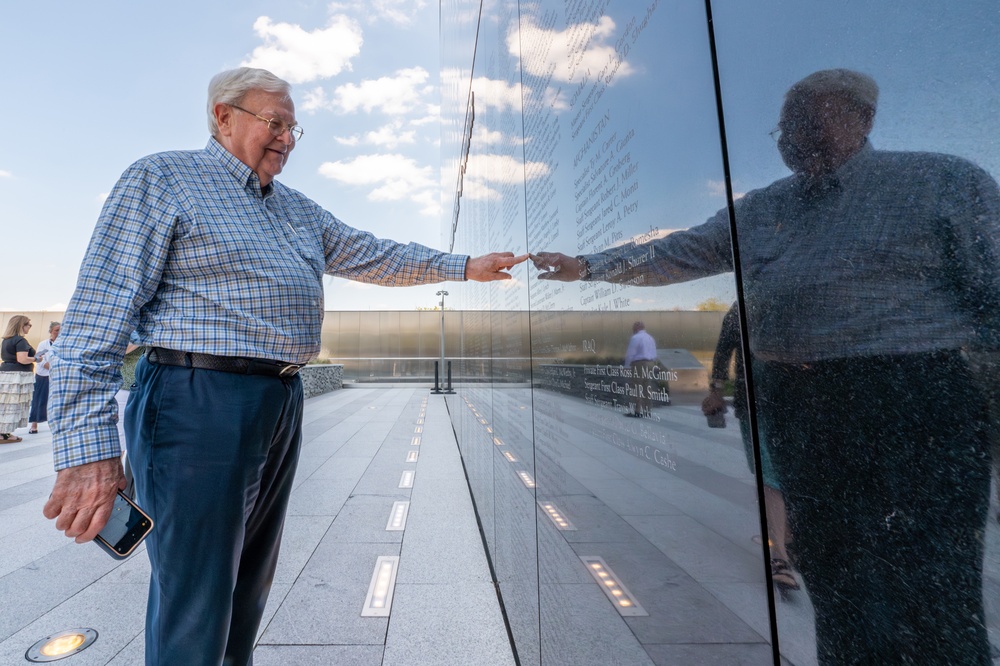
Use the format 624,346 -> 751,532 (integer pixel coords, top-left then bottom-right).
44,67 -> 525,666
533,69 -> 1000,664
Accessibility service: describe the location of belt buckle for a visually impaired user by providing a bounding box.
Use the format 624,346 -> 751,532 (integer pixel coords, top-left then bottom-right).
279,363 -> 300,378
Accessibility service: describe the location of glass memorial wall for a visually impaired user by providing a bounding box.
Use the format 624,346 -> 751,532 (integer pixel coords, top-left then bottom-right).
443,1 -> 1000,664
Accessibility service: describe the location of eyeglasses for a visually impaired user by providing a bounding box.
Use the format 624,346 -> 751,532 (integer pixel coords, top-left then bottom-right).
230,104 -> 304,142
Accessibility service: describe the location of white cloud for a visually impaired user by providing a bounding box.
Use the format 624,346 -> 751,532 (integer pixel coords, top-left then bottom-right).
707,179 -> 745,200
328,0 -> 428,26
473,125 -> 506,146
318,154 -> 440,215
471,76 -> 525,112
334,121 -> 417,148
0,170 -> 11,178
241,15 -> 363,84
508,15 -> 633,85
303,68 -> 434,116
336,67 -> 433,115
459,153 -> 549,202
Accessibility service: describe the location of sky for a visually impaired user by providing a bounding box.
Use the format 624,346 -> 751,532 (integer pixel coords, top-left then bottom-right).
2,1 -> 998,315
0,0 -> 454,312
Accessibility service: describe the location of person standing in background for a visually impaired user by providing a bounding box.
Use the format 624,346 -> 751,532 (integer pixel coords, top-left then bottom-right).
702,303 -> 797,593
623,321 -> 657,418
0,315 -> 37,443
28,321 -> 60,434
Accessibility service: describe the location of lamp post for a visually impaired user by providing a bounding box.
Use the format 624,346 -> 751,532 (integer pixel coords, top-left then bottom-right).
436,290 -> 448,373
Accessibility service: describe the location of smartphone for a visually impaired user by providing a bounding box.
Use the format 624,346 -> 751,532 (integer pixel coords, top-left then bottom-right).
94,491 -> 154,559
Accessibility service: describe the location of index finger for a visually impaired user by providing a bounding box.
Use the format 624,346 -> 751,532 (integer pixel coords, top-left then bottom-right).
502,253 -> 529,267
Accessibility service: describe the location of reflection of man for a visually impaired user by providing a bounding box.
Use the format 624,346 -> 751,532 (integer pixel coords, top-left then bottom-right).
44,67 -> 525,665
623,321 -> 656,417
532,69 -> 1000,664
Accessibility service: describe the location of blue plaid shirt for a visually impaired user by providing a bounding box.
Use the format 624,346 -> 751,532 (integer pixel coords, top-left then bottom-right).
50,138 -> 468,469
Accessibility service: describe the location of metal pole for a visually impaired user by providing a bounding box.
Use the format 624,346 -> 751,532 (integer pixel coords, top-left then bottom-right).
435,290 -> 448,393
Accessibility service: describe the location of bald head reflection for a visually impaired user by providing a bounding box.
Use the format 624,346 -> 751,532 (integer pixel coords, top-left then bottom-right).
777,69 -> 878,177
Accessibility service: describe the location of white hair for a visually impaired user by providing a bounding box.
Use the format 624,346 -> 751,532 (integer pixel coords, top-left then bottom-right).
788,69 -> 879,114
207,67 -> 292,136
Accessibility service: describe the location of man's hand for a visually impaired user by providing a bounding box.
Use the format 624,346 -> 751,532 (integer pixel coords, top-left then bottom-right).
530,252 -> 585,282
43,458 -> 126,543
465,253 -> 529,281
701,392 -> 727,416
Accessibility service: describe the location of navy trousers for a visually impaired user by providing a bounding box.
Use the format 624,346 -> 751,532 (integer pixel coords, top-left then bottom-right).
125,356 -> 304,666
756,351 -> 991,665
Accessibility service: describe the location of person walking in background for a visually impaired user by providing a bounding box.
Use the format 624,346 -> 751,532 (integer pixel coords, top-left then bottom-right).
0,315 -> 37,443
532,69 -> 1000,664
623,321 -> 657,417
43,66 -> 525,666
702,303 -> 798,593
28,321 -> 60,434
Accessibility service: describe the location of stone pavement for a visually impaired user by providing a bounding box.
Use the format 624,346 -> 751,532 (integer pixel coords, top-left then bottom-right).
0,388 -> 513,665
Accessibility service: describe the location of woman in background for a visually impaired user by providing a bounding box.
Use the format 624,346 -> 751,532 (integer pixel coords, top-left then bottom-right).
28,321 -> 60,434
0,315 -> 37,443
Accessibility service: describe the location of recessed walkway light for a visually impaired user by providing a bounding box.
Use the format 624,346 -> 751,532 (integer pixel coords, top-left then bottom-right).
416,418 -> 424,425
361,556 -> 400,617
385,501 -> 410,531
399,470 -> 415,488
406,450 -> 419,463
517,470 -> 536,489
503,451 -> 517,462
579,556 -> 648,617
538,501 -> 576,530
25,629 -> 98,662
411,436 -> 421,446
414,426 -> 423,434
493,436 -> 504,447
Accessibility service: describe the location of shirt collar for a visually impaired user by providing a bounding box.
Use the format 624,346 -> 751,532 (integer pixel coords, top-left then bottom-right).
798,140 -> 873,196
205,137 -> 274,198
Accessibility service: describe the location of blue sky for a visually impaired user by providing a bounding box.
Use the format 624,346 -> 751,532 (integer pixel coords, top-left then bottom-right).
0,1 -> 452,312
2,1 -> 997,314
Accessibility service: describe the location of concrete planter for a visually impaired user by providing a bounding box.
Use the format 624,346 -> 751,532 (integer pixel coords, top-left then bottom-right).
299,364 -> 344,399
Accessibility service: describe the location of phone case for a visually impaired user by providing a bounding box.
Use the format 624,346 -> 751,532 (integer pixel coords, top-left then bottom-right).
94,491 -> 154,559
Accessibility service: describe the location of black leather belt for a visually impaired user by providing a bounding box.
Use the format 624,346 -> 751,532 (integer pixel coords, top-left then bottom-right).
146,347 -> 304,378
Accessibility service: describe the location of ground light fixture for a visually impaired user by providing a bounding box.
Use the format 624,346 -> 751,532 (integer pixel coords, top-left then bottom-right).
25,629 -> 98,662
579,556 -> 648,617
538,501 -> 576,530
517,470 -> 536,488
361,556 -> 400,617
385,501 -> 410,531
399,470 -> 415,488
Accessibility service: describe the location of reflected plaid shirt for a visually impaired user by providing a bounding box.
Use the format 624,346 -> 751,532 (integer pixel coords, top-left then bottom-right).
585,143 -> 1000,363
50,139 -> 467,469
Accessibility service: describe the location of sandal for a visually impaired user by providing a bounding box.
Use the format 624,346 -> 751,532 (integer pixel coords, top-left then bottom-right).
771,558 -> 800,592
28,429 -> 38,434
1,433 -> 22,444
